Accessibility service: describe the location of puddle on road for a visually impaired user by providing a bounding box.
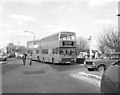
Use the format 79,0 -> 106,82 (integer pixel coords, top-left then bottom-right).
22,70 -> 46,74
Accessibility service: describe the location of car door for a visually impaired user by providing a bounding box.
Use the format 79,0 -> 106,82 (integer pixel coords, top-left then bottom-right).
101,60 -> 120,93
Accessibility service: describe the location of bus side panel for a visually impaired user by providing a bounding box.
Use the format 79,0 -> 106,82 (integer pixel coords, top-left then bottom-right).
31,49 -> 39,61
39,41 -> 60,63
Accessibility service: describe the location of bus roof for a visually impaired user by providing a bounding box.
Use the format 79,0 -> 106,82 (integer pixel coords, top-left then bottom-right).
59,31 -> 75,34
27,31 -> 75,44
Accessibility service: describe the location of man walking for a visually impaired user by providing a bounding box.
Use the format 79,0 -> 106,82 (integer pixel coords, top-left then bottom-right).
29,53 -> 32,65
22,53 -> 27,65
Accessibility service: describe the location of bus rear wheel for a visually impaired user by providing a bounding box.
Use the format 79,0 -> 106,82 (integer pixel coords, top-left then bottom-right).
52,58 -> 55,65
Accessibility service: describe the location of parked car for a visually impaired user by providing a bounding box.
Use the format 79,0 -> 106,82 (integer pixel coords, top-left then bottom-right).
109,53 -> 120,59
84,58 -> 118,71
0,54 -> 7,61
76,58 -> 85,64
7,53 -> 11,58
16,53 -> 23,59
7,53 -> 15,58
100,60 -> 120,94
76,52 -> 86,64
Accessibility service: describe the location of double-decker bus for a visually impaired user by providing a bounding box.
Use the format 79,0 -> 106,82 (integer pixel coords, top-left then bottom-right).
27,31 -> 77,64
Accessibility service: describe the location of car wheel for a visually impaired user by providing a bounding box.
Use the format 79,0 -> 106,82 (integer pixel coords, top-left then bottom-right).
97,65 -> 106,72
87,68 -> 94,71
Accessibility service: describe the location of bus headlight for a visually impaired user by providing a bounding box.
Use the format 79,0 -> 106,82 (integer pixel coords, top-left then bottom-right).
84,61 -> 86,65
74,58 -> 76,61
59,59 -> 61,62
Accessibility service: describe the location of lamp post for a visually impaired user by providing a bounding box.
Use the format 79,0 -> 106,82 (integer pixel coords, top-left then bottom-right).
117,2 -> 120,52
87,36 -> 92,59
24,31 -> 35,43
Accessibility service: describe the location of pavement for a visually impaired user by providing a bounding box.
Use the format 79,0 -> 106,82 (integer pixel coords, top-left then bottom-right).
2,59 -> 102,93
0,61 -> 6,64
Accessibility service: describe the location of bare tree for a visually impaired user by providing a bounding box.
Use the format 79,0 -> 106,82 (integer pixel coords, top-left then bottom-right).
7,43 -> 16,53
76,37 -> 89,54
98,26 -> 120,54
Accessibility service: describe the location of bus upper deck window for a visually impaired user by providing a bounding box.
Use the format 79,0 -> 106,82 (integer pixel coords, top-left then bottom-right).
60,34 -> 75,40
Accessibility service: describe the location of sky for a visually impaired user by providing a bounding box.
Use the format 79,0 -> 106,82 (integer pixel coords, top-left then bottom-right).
0,0 -> 118,50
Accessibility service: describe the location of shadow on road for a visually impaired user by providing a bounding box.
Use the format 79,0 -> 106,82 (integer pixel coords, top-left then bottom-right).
22,70 -> 46,74
2,64 -> 22,74
48,63 -> 84,71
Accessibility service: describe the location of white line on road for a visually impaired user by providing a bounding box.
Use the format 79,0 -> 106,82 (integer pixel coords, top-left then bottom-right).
78,72 -> 102,80
70,72 -> 102,87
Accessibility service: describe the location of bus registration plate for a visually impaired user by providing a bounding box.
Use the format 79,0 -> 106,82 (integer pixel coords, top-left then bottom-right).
66,62 -> 70,63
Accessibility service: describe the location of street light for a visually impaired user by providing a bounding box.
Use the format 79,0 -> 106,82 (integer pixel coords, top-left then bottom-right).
87,36 -> 92,60
24,31 -> 35,42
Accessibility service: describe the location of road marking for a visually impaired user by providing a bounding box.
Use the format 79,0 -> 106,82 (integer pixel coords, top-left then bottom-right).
78,72 -> 101,80
70,72 -> 102,87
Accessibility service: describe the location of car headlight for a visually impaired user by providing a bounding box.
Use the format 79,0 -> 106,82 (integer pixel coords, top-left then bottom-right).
92,62 -> 95,66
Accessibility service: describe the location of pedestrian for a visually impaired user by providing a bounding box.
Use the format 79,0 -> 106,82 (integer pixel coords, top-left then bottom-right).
22,53 -> 27,65
95,51 -> 98,59
29,53 -> 32,65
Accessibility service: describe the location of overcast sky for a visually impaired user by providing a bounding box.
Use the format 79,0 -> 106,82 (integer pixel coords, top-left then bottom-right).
0,0 -> 118,49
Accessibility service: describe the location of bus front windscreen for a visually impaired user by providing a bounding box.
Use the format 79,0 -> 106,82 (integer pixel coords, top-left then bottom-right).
59,48 -> 76,55
60,33 -> 75,40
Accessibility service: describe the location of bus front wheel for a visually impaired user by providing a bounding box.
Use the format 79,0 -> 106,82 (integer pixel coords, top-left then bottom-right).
42,58 -> 45,63
37,56 -> 40,62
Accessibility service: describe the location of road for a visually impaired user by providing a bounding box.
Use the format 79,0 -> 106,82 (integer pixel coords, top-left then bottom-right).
2,58 -> 101,93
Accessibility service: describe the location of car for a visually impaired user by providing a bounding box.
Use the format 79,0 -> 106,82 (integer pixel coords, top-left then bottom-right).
7,53 -> 15,58
110,53 -> 120,59
76,58 -> 85,64
76,52 -> 85,64
100,60 -> 120,94
0,54 -> 7,61
16,53 -> 23,59
7,53 -> 11,58
99,54 -> 109,59
84,58 -> 118,71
